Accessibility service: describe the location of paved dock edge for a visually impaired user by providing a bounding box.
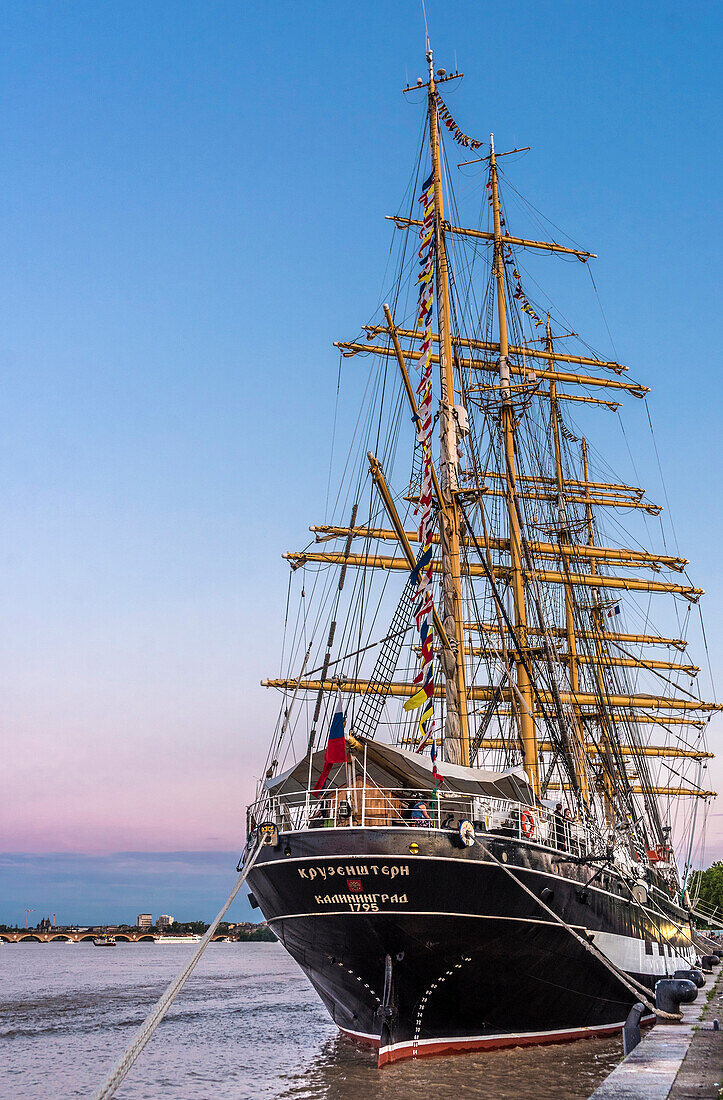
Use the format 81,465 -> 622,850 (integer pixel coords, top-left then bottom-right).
588,968 -> 722,1099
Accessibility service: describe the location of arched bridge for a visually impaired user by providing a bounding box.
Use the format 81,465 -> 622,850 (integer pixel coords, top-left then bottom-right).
0,931 -> 230,943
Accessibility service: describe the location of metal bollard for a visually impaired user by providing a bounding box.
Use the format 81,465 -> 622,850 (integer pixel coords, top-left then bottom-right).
655,978 -> 697,1016
622,1002 -> 645,1055
673,968 -> 705,988
700,955 -> 715,972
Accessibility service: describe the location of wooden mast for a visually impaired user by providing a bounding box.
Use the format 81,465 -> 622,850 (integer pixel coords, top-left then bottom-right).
489,135 -> 539,796
256,65 -> 720,834
581,436 -> 616,824
426,50 -> 471,766
547,320 -> 590,804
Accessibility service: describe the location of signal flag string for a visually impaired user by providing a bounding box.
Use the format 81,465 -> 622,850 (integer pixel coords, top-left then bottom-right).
434,91 -> 484,150
404,171 -> 436,753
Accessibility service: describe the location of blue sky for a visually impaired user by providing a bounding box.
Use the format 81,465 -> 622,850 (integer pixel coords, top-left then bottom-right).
0,1 -> 721,924
0,851 -> 257,926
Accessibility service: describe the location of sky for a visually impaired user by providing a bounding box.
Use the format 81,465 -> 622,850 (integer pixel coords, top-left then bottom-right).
0,1 -> 721,925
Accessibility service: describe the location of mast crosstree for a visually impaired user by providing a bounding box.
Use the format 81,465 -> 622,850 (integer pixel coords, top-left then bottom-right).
263,54 -> 719,868
426,48 -> 470,767
244,53 -> 720,1070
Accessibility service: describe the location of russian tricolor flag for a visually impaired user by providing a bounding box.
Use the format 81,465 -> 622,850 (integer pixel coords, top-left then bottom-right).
431,740 -> 443,788
313,691 -> 347,795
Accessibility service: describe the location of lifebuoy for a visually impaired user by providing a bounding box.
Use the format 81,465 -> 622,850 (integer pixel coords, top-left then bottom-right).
520,809 -> 535,838
459,819 -> 476,847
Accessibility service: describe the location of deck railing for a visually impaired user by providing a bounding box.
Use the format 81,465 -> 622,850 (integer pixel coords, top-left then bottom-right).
247,787 -> 592,859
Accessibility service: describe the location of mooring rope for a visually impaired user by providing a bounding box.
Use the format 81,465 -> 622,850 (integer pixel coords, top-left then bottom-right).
92,827 -> 682,1100
92,836 -> 266,1100
474,838 -> 681,1021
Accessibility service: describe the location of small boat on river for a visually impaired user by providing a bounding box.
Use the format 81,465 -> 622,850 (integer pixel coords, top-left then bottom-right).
154,934 -> 202,944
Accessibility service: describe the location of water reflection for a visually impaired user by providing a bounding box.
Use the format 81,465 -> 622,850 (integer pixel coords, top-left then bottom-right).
1,942 -> 621,1099
279,1031 -> 622,1100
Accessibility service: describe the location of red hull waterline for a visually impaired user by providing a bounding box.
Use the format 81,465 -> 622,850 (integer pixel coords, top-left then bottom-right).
340,1015 -> 655,1068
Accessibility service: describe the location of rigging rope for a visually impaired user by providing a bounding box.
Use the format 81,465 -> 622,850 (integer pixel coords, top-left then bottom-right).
92,837 -> 266,1100
474,837 -> 680,1021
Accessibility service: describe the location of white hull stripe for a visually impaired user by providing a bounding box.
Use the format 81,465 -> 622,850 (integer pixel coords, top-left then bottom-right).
266,910 -> 589,930
385,1015 -> 658,1054
254,851 -> 686,916
339,1014 -> 657,1055
588,927 -> 693,976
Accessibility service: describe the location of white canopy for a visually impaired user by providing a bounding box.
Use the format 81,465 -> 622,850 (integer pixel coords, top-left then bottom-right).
265,736 -> 533,804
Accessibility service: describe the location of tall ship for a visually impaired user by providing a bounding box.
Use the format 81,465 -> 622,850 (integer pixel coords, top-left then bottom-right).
244,50 -> 719,1065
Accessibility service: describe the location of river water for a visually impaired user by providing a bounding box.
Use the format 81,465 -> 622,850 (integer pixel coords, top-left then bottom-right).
1,941 -> 623,1099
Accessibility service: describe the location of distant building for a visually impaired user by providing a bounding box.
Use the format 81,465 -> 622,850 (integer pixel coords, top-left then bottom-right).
137,913 -> 153,929
157,915 -> 175,929
37,916 -> 52,932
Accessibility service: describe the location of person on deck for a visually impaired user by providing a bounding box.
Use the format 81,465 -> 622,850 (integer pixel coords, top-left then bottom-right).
410,799 -> 432,827
309,800 -> 329,828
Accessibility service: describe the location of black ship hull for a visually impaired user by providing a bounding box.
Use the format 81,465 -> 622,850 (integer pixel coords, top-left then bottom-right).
247,826 -> 695,1065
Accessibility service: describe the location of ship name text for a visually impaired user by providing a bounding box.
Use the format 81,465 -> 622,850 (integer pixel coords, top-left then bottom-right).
313,892 -> 409,912
298,863 -> 410,881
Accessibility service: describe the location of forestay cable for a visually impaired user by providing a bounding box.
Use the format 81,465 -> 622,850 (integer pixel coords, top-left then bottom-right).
92,836 -> 266,1100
